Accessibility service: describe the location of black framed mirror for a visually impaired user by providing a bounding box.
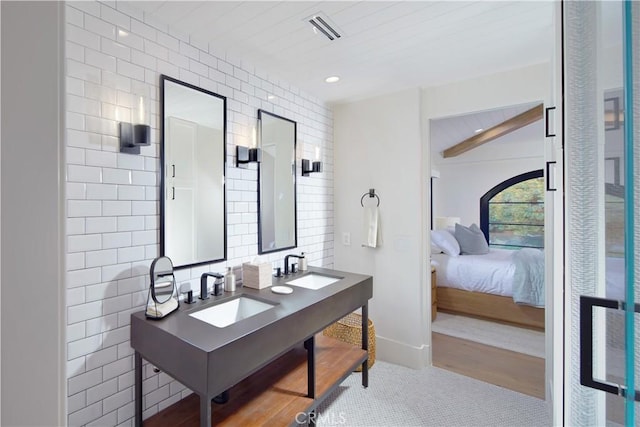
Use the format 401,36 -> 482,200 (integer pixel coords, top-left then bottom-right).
257,110 -> 297,254
160,75 -> 227,268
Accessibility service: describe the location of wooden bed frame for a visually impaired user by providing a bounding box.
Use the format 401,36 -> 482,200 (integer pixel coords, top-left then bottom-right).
436,287 -> 545,331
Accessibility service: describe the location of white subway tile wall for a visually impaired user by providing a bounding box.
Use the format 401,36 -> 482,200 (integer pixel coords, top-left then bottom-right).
65,2 -> 334,425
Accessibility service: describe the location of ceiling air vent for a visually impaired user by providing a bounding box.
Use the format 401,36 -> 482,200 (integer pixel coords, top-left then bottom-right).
308,13 -> 342,41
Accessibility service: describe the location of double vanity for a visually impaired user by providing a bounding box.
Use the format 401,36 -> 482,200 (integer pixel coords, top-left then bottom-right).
143,75 -> 368,426
131,267 -> 373,426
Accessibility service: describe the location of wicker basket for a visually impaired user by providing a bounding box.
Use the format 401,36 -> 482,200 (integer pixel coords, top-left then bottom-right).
322,313 -> 375,371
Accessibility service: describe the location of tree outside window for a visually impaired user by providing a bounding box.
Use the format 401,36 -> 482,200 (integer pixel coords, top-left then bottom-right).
480,170 -> 544,250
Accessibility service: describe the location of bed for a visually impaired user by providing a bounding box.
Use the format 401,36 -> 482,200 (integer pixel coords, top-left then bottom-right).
431,247 -> 545,331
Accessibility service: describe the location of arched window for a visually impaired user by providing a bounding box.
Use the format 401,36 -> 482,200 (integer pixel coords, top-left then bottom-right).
480,170 -> 544,249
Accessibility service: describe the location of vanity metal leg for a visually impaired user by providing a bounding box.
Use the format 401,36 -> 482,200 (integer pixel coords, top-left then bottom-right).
361,304 -> 369,388
135,351 -> 143,427
305,335 -> 315,398
200,394 -> 211,427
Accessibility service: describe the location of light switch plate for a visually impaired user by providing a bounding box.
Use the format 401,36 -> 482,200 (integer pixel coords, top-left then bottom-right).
342,232 -> 351,246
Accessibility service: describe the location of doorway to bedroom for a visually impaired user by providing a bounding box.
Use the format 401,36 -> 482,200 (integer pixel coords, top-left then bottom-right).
427,101 -> 548,399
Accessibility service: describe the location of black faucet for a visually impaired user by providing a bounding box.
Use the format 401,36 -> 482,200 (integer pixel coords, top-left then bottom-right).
284,254 -> 303,275
200,273 -> 224,299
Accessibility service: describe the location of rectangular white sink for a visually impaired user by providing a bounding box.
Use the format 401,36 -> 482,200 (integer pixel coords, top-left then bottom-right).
189,296 -> 276,328
285,273 -> 343,290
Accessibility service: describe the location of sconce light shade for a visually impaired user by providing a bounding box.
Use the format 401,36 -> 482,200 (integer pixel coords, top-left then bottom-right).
434,216 -> 461,230
120,89 -> 150,155
119,122 -> 151,154
301,159 -> 323,176
236,145 -> 262,167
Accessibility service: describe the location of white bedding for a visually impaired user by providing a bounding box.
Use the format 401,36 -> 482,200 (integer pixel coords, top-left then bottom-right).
431,248 -> 517,297
433,250 -> 624,303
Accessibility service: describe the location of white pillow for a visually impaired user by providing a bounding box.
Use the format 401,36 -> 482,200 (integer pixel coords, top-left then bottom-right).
431,241 -> 444,254
431,229 -> 460,257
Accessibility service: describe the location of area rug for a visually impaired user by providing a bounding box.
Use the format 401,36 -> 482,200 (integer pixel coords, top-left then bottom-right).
431,312 -> 545,358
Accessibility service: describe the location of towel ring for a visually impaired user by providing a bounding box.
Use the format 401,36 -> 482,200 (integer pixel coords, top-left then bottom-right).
360,189 -> 380,207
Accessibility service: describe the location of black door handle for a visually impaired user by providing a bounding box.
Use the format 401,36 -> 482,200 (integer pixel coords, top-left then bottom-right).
579,295 -> 640,400
546,161 -> 557,191
579,296 -> 620,395
545,106 -> 556,137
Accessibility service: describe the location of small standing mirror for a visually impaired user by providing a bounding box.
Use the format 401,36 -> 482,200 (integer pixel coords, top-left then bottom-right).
146,256 -> 178,319
258,110 -> 297,254
161,75 -> 227,268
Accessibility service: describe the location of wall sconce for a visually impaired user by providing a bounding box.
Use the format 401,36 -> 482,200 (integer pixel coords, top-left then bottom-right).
301,159 -> 322,176
120,91 -> 150,155
236,146 -> 261,166
434,216 -> 461,230
236,125 -> 262,167
302,145 -> 323,176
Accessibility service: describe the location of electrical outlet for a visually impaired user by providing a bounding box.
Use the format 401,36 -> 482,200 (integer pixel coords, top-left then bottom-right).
342,232 -> 351,246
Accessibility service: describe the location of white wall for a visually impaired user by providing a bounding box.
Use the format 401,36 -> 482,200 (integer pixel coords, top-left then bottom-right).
332,64 -> 551,370
432,126 -> 545,226
334,89 -> 428,368
64,2 -> 333,425
424,63 -> 550,226
423,63 -> 552,119
1,2 -> 66,426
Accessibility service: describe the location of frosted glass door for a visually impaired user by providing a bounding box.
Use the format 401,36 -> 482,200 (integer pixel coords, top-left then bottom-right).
566,1 -> 638,425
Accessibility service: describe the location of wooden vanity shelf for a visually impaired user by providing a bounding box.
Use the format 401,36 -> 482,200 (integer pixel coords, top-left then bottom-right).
143,334 -> 367,427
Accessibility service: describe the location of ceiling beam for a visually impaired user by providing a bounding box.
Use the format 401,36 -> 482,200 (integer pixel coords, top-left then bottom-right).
442,103 -> 544,158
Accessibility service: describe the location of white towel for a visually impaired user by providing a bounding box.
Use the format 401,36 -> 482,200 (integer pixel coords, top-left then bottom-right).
362,206 -> 380,248
154,280 -> 173,288
146,297 -> 178,318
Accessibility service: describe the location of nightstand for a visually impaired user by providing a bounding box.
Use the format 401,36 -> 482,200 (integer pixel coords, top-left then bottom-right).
431,266 -> 437,321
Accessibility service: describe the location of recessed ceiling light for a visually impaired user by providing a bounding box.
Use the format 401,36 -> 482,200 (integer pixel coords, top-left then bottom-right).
474,128 -> 484,133
267,94 -> 276,100
325,76 -> 340,83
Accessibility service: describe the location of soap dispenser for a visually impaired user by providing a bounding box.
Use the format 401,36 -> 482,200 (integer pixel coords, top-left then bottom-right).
224,267 -> 236,292
299,252 -> 308,271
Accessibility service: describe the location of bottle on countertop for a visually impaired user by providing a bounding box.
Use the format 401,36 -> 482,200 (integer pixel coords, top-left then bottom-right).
299,252 -> 308,271
224,267 -> 236,292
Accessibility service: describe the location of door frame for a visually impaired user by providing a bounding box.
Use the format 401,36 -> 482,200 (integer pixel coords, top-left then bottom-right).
549,1 -> 566,425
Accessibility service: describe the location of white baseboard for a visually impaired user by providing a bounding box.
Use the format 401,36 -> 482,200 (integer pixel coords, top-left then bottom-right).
374,335 -> 430,369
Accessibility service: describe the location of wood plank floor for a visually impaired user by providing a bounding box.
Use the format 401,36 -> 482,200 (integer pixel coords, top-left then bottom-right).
432,332 -> 545,399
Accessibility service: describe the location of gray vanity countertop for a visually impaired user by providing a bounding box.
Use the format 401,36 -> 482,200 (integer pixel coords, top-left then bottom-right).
130,266 -> 373,397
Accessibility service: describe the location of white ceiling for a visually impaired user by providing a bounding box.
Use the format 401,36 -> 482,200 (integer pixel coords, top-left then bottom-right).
127,1 -> 555,105
429,101 -> 543,154
127,1 -> 555,153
